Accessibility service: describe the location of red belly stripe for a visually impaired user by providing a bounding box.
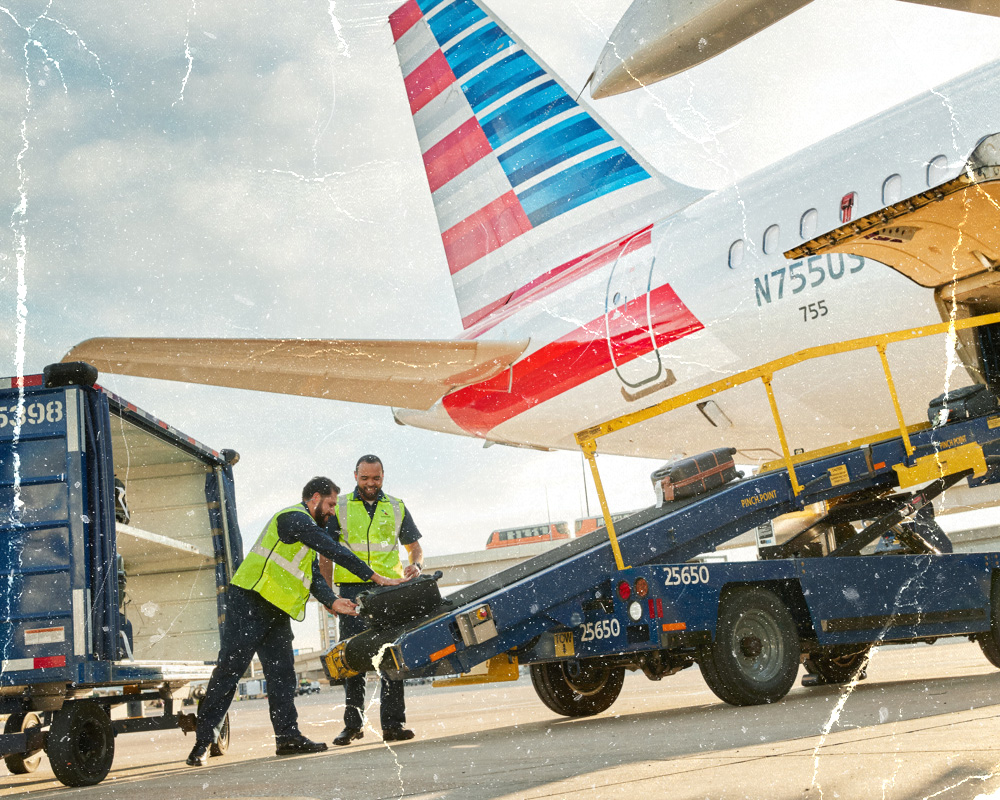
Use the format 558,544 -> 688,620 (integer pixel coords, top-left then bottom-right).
443,282 -> 703,435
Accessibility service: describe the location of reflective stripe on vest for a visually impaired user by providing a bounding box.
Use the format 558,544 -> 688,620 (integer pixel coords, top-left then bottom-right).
333,493 -> 404,583
231,504 -> 316,621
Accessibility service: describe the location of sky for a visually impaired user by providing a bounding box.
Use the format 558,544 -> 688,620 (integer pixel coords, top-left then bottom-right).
3,0 -> 1000,648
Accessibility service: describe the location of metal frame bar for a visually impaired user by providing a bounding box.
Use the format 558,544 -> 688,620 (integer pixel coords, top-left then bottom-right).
576,312 -> 1000,570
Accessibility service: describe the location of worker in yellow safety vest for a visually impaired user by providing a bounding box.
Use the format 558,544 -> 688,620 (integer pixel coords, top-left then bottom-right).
187,476 -> 402,767
331,455 -> 423,745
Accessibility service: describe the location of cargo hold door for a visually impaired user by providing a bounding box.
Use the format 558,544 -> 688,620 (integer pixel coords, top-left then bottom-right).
786,132 -> 1000,391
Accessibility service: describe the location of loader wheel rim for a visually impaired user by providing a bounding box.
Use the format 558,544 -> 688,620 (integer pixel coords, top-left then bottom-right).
732,609 -> 785,681
562,662 -> 611,696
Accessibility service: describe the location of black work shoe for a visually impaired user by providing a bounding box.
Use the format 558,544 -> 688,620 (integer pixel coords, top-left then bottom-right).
333,726 -> 364,746
275,735 -> 328,756
382,727 -> 415,742
186,743 -> 210,767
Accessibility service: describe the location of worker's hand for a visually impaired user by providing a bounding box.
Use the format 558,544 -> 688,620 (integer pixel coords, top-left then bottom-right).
371,573 -> 404,587
330,597 -> 359,616
402,564 -> 421,580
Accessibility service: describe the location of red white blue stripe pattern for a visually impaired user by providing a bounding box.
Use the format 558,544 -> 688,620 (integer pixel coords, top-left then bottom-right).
390,0 -> 703,329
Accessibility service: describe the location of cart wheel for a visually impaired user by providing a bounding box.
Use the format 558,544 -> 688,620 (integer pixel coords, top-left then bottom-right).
46,701 -> 115,787
699,586 -> 799,706
803,647 -> 870,685
209,713 -> 230,756
529,659 -> 624,717
3,711 -> 43,774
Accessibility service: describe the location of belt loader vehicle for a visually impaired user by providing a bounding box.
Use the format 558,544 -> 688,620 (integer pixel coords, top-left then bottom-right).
325,313 -> 1000,718
0,363 -> 242,786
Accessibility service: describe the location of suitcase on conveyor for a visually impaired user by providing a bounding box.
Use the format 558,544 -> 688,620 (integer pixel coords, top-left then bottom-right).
650,447 -> 738,506
927,385 -> 1000,425
355,572 -> 444,631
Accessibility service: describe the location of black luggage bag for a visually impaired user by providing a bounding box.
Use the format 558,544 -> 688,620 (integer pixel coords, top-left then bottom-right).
355,572 -> 445,631
928,385 -> 1000,425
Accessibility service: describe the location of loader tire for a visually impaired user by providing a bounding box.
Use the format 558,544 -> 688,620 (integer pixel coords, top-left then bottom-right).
529,659 -> 624,717
699,586 -> 799,706
978,573 -> 1000,669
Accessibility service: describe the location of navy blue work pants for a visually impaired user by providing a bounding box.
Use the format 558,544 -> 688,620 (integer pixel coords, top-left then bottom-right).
338,582 -> 405,731
195,586 -> 300,745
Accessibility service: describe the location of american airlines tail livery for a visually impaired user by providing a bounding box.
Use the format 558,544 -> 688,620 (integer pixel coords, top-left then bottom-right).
66,0 -> 1000,467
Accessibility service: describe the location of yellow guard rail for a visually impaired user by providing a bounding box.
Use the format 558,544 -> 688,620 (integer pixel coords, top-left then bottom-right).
575,311 -> 1000,571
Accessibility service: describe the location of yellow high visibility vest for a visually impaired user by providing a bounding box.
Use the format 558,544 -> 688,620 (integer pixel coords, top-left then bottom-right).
231,504 -> 316,621
333,493 -> 404,583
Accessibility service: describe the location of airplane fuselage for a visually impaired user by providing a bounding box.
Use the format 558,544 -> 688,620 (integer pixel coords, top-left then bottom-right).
396,57 -> 1000,463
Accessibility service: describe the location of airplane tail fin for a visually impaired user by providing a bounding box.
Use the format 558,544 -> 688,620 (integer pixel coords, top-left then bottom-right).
389,0 -> 705,329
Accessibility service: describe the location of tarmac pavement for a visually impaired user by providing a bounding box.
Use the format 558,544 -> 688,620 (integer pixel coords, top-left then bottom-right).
5,639 -> 1000,799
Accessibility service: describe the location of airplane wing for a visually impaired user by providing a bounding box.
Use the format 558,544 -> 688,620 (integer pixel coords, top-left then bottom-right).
785,133 -> 1000,294
63,338 -> 528,410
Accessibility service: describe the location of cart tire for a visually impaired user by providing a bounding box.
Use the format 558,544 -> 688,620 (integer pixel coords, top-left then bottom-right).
209,713 -> 230,757
529,659 -> 624,717
803,647 -> 870,685
46,701 -> 115,787
3,711 -> 43,774
700,586 -> 800,706
978,573 -> 1000,669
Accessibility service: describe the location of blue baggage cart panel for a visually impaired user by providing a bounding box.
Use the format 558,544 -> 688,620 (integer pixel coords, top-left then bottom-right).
0,368 -> 243,786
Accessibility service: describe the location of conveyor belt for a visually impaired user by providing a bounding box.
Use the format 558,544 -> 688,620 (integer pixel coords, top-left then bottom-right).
342,498 -> 701,673
443,496 -> 702,609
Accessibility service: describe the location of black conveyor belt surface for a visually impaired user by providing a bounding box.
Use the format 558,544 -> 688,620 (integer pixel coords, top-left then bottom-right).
444,497 -> 700,609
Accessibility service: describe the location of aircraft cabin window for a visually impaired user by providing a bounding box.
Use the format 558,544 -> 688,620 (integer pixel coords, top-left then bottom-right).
800,209 -> 818,240
882,174 -> 902,205
728,239 -> 744,268
762,224 -> 780,255
927,155 -> 949,187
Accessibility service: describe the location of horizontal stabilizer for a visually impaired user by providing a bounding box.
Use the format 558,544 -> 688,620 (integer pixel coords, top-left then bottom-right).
64,338 -> 528,410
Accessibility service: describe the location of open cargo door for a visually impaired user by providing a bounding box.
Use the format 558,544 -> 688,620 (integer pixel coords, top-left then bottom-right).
787,132 -> 1000,391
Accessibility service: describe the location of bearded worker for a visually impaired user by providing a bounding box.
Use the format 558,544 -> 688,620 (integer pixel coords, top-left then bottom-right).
187,476 -> 401,766
331,455 -> 423,746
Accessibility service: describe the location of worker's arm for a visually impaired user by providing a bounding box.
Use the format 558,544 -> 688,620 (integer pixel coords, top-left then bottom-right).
278,510 -> 400,585
399,507 -> 424,580
308,571 -> 359,616
403,541 -> 423,580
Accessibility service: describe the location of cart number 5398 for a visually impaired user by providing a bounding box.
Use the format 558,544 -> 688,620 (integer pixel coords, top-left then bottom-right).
579,619 -> 621,641
0,400 -> 63,427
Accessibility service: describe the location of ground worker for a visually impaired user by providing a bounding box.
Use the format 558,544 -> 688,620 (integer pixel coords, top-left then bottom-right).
331,455 -> 423,745
186,476 -> 402,766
